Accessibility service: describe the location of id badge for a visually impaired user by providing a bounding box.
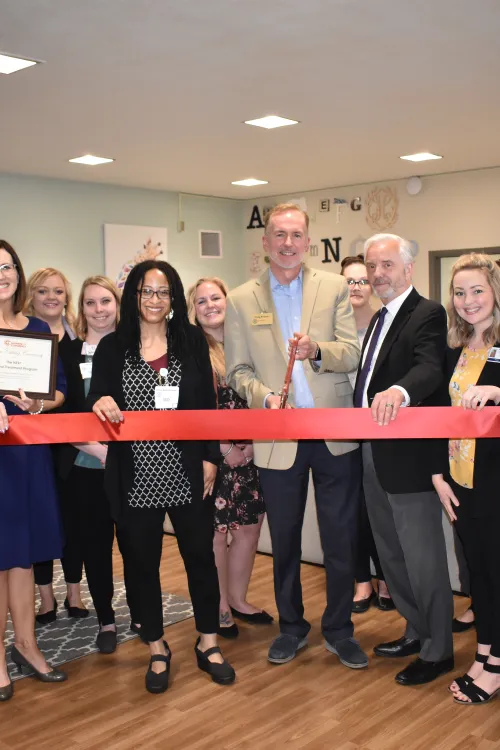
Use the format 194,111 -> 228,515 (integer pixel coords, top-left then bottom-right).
155,385 -> 179,409
79,362 -> 93,379
487,347 -> 500,363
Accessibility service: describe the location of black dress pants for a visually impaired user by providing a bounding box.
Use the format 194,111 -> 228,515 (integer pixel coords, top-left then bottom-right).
34,466 -> 116,626
355,485 -> 384,584
451,477 -> 500,657
258,441 -> 360,643
116,498 -> 220,643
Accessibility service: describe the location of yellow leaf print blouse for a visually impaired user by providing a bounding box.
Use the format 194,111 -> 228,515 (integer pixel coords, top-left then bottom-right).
449,346 -> 488,488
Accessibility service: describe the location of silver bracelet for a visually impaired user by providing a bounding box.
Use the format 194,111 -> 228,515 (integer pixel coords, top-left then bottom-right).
221,442 -> 234,458
29,399 -> 44,415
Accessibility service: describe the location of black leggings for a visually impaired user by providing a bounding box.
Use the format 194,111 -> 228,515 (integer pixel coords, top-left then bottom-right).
34,466 -> 118,626
116,499 -> 220,643
452,477 -> 500,657
355,486 -> 384,584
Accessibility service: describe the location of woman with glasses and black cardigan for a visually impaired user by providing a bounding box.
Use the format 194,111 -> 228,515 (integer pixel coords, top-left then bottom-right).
88,260 -> 235,693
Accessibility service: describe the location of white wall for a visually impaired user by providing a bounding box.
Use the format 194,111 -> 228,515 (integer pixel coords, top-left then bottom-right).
0,174 -> 245,295
242,167 -> 500,299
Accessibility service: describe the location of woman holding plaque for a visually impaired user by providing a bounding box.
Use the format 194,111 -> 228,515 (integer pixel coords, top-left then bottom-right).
0,240 -> 67,702
88,260 -> 235,693
25,269 -> 88,622
187,277 -> 269,639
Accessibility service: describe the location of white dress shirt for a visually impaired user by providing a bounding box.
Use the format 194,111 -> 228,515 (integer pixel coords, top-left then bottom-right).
361,285 -> 413,408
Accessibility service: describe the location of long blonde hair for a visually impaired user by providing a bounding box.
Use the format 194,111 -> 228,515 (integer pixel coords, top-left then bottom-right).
186,276 -> 228,380
75,275 -> 121,340
447,253 -> 500,348
25,268 -> 76,331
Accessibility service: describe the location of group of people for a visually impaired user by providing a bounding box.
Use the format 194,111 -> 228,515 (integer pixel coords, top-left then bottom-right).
1,202 -> 499,708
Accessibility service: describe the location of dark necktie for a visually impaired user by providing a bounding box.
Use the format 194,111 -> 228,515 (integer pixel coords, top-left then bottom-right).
354,306 -> 388,408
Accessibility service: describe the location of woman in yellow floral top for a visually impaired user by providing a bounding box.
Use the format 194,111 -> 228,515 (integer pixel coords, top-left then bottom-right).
432,253 -> 500,706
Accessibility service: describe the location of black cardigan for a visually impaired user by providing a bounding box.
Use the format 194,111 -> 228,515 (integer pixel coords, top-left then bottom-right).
86,325 -> 220,521
433,342 -> 500,515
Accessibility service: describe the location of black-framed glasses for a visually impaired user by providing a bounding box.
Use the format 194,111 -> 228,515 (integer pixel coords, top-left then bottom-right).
0,263 -> 17,274
138,287 -> 171,300
346,279 -> 370,287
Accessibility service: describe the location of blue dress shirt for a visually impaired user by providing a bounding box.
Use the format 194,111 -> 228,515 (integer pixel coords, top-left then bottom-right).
269,269 -> 315,408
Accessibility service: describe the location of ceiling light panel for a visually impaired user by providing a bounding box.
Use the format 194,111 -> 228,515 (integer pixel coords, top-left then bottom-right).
0,53 -> 38,75
400,152 -> 442,162
69,154 -> 114,166
231,178 -> 269,187
244,116 -> 299,130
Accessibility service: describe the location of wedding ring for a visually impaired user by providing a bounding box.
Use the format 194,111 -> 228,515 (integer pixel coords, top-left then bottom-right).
385,403 -> 393,409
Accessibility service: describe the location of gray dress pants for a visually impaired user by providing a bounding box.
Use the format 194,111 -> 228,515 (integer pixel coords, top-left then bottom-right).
362,443 -> 453,662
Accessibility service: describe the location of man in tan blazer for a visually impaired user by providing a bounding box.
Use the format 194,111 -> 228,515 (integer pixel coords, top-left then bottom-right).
225,203 -> 366,668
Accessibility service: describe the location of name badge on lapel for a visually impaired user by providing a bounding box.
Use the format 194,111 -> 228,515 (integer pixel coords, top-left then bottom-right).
487,347 -> 500,363
155,386 -> 179,410
79,362 -> 93,379
252,312 -> 273,326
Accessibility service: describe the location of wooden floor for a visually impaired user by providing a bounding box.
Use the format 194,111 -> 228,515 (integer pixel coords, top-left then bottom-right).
2,538 -> 500,750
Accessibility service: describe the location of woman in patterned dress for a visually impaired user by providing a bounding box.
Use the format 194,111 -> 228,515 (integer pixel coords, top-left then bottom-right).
88,261 -> 235,693
432,254 -> 500,705
187,277 -> 271,639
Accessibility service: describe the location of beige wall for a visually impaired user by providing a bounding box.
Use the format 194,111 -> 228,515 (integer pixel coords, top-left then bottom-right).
242,167 -> 500,297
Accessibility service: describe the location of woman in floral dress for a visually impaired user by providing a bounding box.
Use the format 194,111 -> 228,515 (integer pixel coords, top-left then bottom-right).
188,277 -> 272,638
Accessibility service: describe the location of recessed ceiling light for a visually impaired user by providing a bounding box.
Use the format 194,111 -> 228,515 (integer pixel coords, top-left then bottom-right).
69,154 -> 115,166
244,115 -> 299,130
400,152 -> 442,162
231,178 -> 269,187
0,52 -> 39,75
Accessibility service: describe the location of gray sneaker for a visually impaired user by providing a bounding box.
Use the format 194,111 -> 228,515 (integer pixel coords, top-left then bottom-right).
325,637 -> 368,669
268,634 -> 308,664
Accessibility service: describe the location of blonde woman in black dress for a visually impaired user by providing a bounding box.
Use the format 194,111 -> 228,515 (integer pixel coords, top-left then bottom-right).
188,277 -> 272,639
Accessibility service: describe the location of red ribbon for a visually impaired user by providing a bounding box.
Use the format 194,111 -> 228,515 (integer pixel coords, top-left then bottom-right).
1,407 -> 500,446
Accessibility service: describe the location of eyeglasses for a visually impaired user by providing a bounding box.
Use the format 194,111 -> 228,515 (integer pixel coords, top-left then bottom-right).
138,287 -> 171,300
346,279 -> 370,287
0,263 -> 17,275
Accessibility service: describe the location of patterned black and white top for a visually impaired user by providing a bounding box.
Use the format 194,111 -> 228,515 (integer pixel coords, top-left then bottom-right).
122,353 -> 192,508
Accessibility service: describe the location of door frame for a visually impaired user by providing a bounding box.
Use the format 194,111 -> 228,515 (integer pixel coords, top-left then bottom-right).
429,247 -> 500,303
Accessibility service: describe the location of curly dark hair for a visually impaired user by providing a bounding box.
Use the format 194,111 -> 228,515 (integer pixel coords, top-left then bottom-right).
117,260 -> 190,361
0,240 -> 27,313
340,254 -> 365,274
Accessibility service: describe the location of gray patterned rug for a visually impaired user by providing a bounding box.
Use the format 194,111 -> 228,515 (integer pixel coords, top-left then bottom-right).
5,563 -> 193,681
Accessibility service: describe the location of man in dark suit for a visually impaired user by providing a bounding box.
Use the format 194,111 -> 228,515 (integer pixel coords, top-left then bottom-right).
355,233 -> 454,686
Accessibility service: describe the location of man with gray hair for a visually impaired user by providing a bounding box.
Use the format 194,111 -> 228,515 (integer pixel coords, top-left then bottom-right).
354,233 -> 454,686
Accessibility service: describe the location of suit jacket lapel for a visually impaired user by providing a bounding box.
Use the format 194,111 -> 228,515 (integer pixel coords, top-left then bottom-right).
300,266 -> 320,335
371,288 -> 421,382
253,272 -> 287,364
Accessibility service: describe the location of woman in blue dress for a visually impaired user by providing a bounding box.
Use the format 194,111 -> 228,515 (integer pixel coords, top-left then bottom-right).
0,240 -> 68,702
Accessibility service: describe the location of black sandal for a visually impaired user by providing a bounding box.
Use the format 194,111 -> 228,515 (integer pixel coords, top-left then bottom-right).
448,652 -> 488,694
145,641 -> 171,694
194,637 -> 235,685
453,662 -> 500,705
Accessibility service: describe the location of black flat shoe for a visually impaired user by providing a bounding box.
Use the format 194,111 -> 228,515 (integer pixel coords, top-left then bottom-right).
0,680 -> 13,702
145,641 -> 171,694
217,623 -> 239,639
230,607 -> 274,624
130,622 -> 149,644
35,598 -> 58,626
448,652 -> 488,694
10,646 -> 67,683
453,662 -> 500,705
64,598 -> 88,619
352,591 -> 375,614
452,617 -> 475,633
194,637 -> 235,685
375,595 -> 396,612
96,629 -> 117,654
396,656 -> 454,686
374,636 -> 421,658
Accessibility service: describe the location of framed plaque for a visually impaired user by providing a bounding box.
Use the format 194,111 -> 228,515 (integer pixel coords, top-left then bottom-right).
0,329 -> 58,400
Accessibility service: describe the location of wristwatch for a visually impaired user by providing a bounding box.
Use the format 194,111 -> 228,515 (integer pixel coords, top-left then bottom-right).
310,344 -> 321,361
